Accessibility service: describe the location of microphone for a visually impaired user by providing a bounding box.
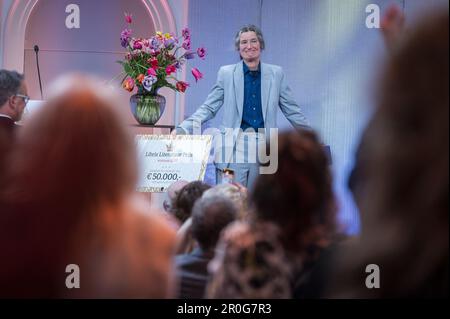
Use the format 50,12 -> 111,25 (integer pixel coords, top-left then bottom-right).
34,45 -> 44,100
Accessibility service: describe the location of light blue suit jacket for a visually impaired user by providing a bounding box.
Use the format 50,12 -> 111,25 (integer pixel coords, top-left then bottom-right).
177,61 -> 309,168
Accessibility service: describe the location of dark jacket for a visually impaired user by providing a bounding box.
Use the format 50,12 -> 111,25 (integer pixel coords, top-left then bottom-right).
175,247 -> 214,299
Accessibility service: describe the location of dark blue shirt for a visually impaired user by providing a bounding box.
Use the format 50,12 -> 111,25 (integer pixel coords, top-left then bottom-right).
240,62 -> 264,131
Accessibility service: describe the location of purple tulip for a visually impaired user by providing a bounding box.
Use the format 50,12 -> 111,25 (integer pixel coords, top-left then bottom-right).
182,27 -> 190,39
150,37 -> 160,50
121,28 -> 132,39
120,28 -> 132,48
197,47 -> 207,59
184,51 -> 196,60
121,38 -> 129,48
164,38 -> 175,48
182,39 -> 191,50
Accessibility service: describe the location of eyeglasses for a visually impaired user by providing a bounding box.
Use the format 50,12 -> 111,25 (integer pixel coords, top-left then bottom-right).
14,94 -> 30,104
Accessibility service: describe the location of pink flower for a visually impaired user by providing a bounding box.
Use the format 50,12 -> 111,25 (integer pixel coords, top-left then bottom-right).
176,81 -> 189,93
191,68 -> 203,82
124,13 -> 132,24
147,68 -> 157,77
133,40 -> 142,50
165,65 -> 177,75
197,46 -> 207,59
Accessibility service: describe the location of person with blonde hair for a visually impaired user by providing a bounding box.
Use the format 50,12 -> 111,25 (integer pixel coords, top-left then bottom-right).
0,74 -> 176,298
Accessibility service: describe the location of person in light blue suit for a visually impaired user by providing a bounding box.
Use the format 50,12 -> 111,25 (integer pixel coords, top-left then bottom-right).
176,25 -> 310,188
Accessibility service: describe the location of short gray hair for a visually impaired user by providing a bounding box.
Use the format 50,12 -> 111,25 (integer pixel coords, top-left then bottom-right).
203,184 -> 246,212
234,24 -> 265,51
191,195 -> 237,251
0,70 -> 24,106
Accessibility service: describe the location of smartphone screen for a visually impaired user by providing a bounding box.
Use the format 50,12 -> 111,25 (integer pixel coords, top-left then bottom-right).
222,168 -> 235,184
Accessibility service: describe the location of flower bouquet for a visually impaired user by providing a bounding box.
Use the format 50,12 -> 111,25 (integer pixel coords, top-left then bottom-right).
118,13 -> 206,124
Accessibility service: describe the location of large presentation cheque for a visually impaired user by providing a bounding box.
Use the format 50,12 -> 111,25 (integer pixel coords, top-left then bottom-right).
136,135 -> 212,192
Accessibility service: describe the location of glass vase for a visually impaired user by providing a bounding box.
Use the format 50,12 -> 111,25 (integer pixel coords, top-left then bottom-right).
130,94 -> 166,125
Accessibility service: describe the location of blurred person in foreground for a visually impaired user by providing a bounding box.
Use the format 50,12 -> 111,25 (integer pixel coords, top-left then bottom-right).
334,10 -> 448,298
0,74 -> 176,298
207,129 -> 341,298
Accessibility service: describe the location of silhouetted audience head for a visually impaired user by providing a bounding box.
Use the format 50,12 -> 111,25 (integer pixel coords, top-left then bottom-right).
334,11 -> 448,298
251,129 -> 338,254
191,195 -> 237,252
170,181 -> 211,223
0,69 -> 27,123
163,180 -> 189,213
4,76 -> 136,208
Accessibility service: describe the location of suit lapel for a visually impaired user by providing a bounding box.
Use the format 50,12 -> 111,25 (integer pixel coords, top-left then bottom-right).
233,61 -> 244,121
261,63 -> 272,124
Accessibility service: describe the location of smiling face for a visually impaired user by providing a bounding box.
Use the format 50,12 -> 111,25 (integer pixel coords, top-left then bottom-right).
239,31 -> 261,64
